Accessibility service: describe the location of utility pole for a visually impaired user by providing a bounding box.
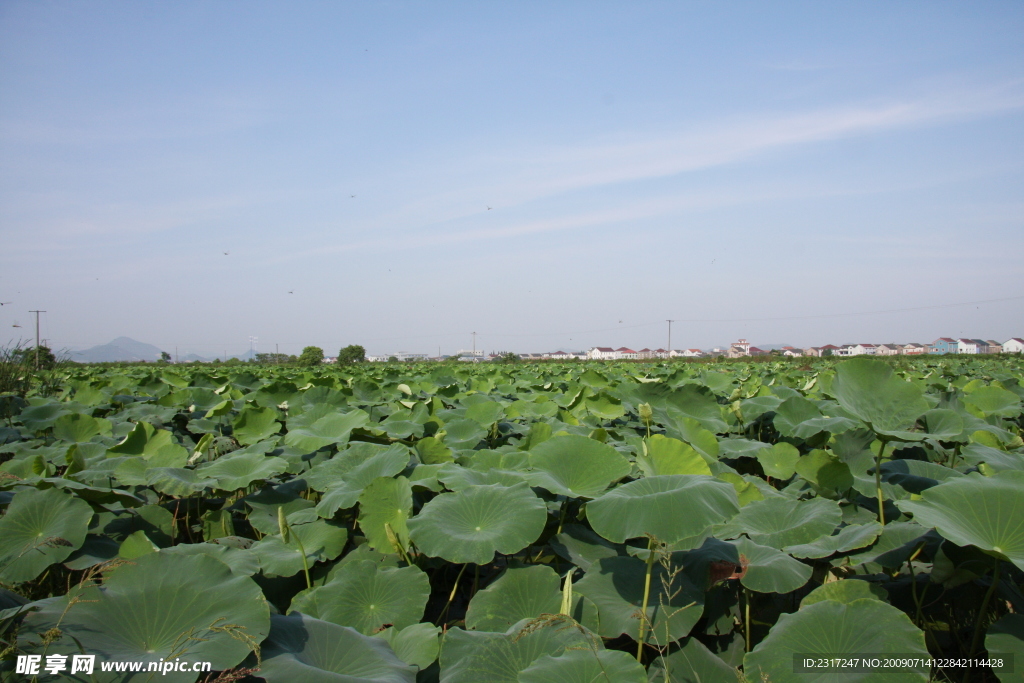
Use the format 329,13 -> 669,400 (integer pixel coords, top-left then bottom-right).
472,332 -> 477,355
666,320 -> 675,357
29,310 -> 45,369
276,343 -> 279,364
175,346 -> 178,364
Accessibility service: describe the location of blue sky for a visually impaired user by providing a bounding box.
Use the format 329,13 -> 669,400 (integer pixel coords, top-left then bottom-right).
2,2 -> 1022,358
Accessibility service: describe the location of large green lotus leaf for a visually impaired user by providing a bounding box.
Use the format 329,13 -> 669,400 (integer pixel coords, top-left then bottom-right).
231,406 -> 282,445
358,476 -> 413,552
258,613 -> 416,683
636,435 -> 712,477
964,385 -> 1022,418
584,393 -> 625,420
527,434 -> 631,498
289,560 -> 429,635
466,565 -> 560,632
574,555 -> 704,644
305,443 -> 406,491
830,359 -> 929,434
794,449 -> 854,493
0,487 -> 91,583
436,463 -> 530,491
716,438 -> 770,460
645,636 -> 740,683
587,475 -> 740,545
407,483 -> 546,565
783,523 -> 882,559
442,418 -> 489,449
107,421 -> 188,462
161,542 -> 260,576
52,413 -> 112,442
144,467 -> 216,496
743,599 -> 928,682
664,416 -> 720,460
772,396 -> 823,438
794,416 -> 860,439
19,553 -> 270,680
959,443 -> 1024,473
664,385 -> 729,433
756,442 -> 800,480
415,436 -> 454,464
518,649 -> 646,683
895,470 -> 1024,570
465,399 -> 504,426
986,614 -> 1024,683
252,520 -> 348,577
844,522 -> 933,571
439,616 -> 603,683
878,459 -> 964,495
799,579 -> 887,608
550,524 -> 620,572
196,452 -> 289,491
18,401 -> 72,432
285,409 -> 370,452
463,564 -> 600,634
316,446 -> 411,517
374,622 -> 441,671
729,537 -> 811,594
714,496 -> 842,550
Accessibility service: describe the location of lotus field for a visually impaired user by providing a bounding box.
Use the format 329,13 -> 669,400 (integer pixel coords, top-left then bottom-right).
2,356 -> 1024,682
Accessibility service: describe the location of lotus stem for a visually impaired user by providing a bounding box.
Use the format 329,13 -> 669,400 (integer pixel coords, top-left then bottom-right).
964,561 -> 1001,683
436,563 -> 468,626
637,536 -> 657,660
875,438 -> 889,525
744,589 -> 752,652
295,534 -> 312,590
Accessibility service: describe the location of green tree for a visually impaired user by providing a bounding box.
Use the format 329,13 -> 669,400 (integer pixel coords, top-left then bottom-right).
337,345 -> 366,365
298,346 -> 324,366
11,345 -> 57,369
159,351 -> 172,362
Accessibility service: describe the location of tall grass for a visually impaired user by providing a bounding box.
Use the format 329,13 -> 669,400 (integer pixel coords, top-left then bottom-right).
0,341 -> 71,399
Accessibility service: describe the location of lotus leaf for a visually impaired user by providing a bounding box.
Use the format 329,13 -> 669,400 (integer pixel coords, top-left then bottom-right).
290,560 -> 429,635
799,579 -> 887,608
231,405 -> 282,445
284,409 -> 370,452
588,475 -> 739,545
258,613 -> 416,683
895,470 -> 1024,570
729,537 -> 811,594
19,553 -> 270,679
197,452 -> 289,491
527,434 -> 631,498
574,555 -> 704,643
646,636 -> 740,683
0,487 -> 91,583
830,358 -> 929,434
518,649 -> 646,682
715,496 -> 841,549
374,622 -> 441,670
636,435 -> 712,477
439,616 -> 603,683
986,614 -> 1024,683
744,598 -> 928,682
358,476 -> 412,552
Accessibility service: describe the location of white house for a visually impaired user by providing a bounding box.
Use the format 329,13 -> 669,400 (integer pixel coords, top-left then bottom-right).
901,343 -> 927,355
876,344 -> 900,356
1003,338 -> 1024,354
616,347 -> 639,359
587,347 -> 618,360
957,339 -> 980,354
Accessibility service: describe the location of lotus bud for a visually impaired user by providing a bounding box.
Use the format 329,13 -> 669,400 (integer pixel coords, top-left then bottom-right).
638,402 -> 653,426
384,522 -> 402,555
277,507 -> 290,543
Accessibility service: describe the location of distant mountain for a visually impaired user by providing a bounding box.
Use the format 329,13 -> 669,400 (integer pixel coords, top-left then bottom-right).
71,337 -> 166,363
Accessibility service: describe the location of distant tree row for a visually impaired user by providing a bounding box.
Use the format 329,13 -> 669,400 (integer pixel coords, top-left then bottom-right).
296,345 -> 366,367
